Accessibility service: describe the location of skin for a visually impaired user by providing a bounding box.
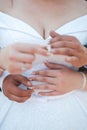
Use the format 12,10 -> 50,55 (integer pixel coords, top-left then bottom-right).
3,74 -> 34,102
0,43 -> 49,74
30,62 -> 85,96
0,0 -> 87,101
0,0 -> 87,38
49,30 -> 87,67
0,0 -> 87,73
0,68 -> 4,76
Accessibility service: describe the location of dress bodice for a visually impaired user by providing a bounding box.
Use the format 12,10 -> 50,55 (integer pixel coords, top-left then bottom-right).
0,11 -> 87,98
0,12 -> 87,45
0,12 -> 87,130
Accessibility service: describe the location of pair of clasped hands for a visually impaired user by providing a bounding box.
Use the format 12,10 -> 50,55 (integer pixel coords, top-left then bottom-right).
2,31 -> 87,102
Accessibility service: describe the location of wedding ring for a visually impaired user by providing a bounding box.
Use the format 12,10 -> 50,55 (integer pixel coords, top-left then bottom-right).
47,44 -> 51,52
21,63 -> 27,71
27,87 -> 33,90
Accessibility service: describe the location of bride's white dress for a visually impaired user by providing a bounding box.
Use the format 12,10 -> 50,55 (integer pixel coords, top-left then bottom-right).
0,12 -> 87,130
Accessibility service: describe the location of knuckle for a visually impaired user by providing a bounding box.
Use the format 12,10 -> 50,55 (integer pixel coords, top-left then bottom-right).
53,85 -> 56,89
67,49 -> 72,55
8,67 -> 16,74
53,49 -> 58,53
9,55 -> 15,60
42,77 -> 47,81
28,56 -> 35,62
30,55 -> 35,61
28,64 -> 32,69
56,37 -> 60,41
74,42 -> 80,48
42,70 -> 48,75
8,63 -> 13,69
69,35 -> 77,40
61,41 -> 65,46
45,85 -> 49,89
63,48 -> 69,54
8,95 -> 14,101
56,71 -> 63,77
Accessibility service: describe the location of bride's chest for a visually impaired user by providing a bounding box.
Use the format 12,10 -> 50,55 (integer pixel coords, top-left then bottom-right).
8,5 -> 83,39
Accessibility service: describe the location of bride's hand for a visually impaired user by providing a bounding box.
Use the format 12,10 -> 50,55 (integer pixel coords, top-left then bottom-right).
0,43 -> 48,74
30,62 -> 83,96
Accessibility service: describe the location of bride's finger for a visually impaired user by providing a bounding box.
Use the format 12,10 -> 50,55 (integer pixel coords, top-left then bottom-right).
32,69 -> 57,77
14,43 -> 49,56
32,84 -> 55,90
12,52 -> 35,63
8,62 -> 32,74
30,76 -> 56,84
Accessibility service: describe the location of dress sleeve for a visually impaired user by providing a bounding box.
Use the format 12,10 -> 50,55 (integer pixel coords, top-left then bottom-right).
79,44 -> 87,71
0,70 -> 10,92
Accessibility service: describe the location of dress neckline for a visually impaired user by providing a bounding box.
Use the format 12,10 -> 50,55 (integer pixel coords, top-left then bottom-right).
0,11 -> 87,40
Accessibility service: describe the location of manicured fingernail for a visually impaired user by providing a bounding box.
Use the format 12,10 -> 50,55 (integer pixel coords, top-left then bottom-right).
27,86 -> 33,90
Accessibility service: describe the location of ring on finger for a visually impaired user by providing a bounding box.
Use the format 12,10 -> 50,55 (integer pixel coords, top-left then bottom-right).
21,63 -> 27,71
27,86 -> 33,90
47,44 -> 51,52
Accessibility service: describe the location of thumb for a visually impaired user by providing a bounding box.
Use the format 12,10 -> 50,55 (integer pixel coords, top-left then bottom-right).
14,75 -> 32,87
